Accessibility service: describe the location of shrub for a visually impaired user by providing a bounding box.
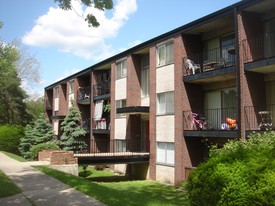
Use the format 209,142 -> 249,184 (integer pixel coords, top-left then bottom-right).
0,125 -> 24,155
28,141 -> 60,160
183,131 -> 275,206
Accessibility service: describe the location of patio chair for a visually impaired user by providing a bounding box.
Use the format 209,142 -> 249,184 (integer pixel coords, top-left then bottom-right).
258,111 -> 272,130
183,57 -> 201,75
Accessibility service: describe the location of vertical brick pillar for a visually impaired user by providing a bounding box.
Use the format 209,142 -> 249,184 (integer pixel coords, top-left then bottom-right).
149,46 -> 156,181
110,62 -> 116,141
237,11 -> 264,139
174,34 -> 195,184
127,54 -> 141,106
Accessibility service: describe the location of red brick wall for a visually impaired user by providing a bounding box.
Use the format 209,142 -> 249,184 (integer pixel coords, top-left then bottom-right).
149,45 -> 157,181
38,150 -> 60,161
50,151 -> 77,165
127,54 -> 141,106
237,11 -> 264,139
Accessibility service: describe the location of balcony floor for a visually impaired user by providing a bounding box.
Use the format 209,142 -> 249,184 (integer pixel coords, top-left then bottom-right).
75,152 -> 149,164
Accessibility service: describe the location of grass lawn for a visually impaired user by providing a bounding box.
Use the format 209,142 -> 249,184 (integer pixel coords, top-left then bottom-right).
35,166 -> 187,206
1,151 -> 27,162
0,170 -> 22,197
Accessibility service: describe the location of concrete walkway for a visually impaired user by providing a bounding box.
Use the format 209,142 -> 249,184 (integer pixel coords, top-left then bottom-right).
0,152 -> 106,206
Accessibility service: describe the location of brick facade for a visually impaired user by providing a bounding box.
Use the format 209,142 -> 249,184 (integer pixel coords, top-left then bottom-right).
44,0 -> 275,185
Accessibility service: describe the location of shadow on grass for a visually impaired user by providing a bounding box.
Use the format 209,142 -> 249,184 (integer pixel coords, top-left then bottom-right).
35,166 -> 188,206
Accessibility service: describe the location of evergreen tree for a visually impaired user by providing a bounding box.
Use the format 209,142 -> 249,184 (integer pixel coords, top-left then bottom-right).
19,113 -> 53,159
60,106 -> 87,153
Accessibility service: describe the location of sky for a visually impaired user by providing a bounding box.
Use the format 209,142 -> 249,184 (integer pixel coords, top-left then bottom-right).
0,0 -> 241,99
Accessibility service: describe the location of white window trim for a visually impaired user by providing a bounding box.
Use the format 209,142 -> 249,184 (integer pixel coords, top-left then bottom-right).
156,39 -> 174,67
157,142 -> 175,165
157,91 -> 174,115
116,58 -> 127,80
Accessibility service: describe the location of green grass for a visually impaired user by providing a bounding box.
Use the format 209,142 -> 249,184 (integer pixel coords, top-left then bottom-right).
1,151 -> 27,162
35,166 -> 186,206
0,170 -> 22,197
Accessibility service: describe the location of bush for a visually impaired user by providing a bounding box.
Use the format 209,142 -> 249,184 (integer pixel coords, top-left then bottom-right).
183,131 -> 275,206
28,141 -> 60,160
0,125 -> 24,155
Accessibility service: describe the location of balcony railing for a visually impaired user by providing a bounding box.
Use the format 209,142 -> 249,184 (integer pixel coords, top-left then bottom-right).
89,139 -> 149,154
184,43 -> 236,75
93,82 -> 110,97
242,32 -> 275,63
78,87 -> 91,101
93,71 -> 110,97
244,105 -> 274,131
183,108 -> 238,131
93,117 -> 110,131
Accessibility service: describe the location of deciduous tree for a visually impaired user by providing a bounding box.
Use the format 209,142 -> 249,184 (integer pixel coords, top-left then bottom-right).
55,0 -> 113,27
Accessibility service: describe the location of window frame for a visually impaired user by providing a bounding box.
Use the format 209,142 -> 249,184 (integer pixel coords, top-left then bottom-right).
156,142 -> 175,165
157,91 -> 174,115
55,86 -> 59,98
141,55 -> 150,98
116,59 -> 127,80
69,80 -> 74,94
115,99 -> 126,118
156,40 -> 174,67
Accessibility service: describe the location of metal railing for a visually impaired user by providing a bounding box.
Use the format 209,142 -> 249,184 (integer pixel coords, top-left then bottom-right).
78,87 -> 91,101
92,117 -> 110,130
244,104 -> 274,131
183,107 -> 238,131
185,43 -> 236,74
242,32 -> 275,62
93,82 -> 110,97
89,139 -> 149,154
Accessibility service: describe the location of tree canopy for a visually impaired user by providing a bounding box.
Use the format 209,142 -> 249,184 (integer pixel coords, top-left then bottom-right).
0,38 -> 41,125
55,0 -> 113,27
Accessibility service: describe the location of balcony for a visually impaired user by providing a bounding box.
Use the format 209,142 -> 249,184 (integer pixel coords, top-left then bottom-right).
92,117 -> 110,134
242,32 -> 275,73
183,43 -> 236,84
244,105 -> 274,133
89,139 -> 149,154
183,108 -> 238,138
77,87 -> 91,104
93,82 -> 110,99
45,100 -> 52,110
93,71 -> 110,99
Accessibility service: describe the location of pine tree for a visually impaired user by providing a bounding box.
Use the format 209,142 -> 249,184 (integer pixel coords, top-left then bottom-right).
60,106 -> 87,153
18,113 -> 53,159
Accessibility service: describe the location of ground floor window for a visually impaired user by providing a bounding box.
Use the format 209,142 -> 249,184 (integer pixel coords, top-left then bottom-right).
157,142 -> 174,165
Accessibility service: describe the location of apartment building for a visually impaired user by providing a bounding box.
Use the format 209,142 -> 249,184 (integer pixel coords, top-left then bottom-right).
44,0 -> 275,185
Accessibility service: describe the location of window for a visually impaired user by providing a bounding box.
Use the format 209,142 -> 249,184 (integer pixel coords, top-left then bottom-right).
116,99 -> 126,117
157,92 -> 174,114
53,120 -> 59,135
141,55 -> 150,98
69,80 -> 74,94
157,142 -> 174,165
157,41 -> 174,67
55,86 -> 59,98
116,59 -> 127,79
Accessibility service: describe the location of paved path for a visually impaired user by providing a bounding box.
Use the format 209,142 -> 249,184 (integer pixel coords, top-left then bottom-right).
0,152 -> 106,206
